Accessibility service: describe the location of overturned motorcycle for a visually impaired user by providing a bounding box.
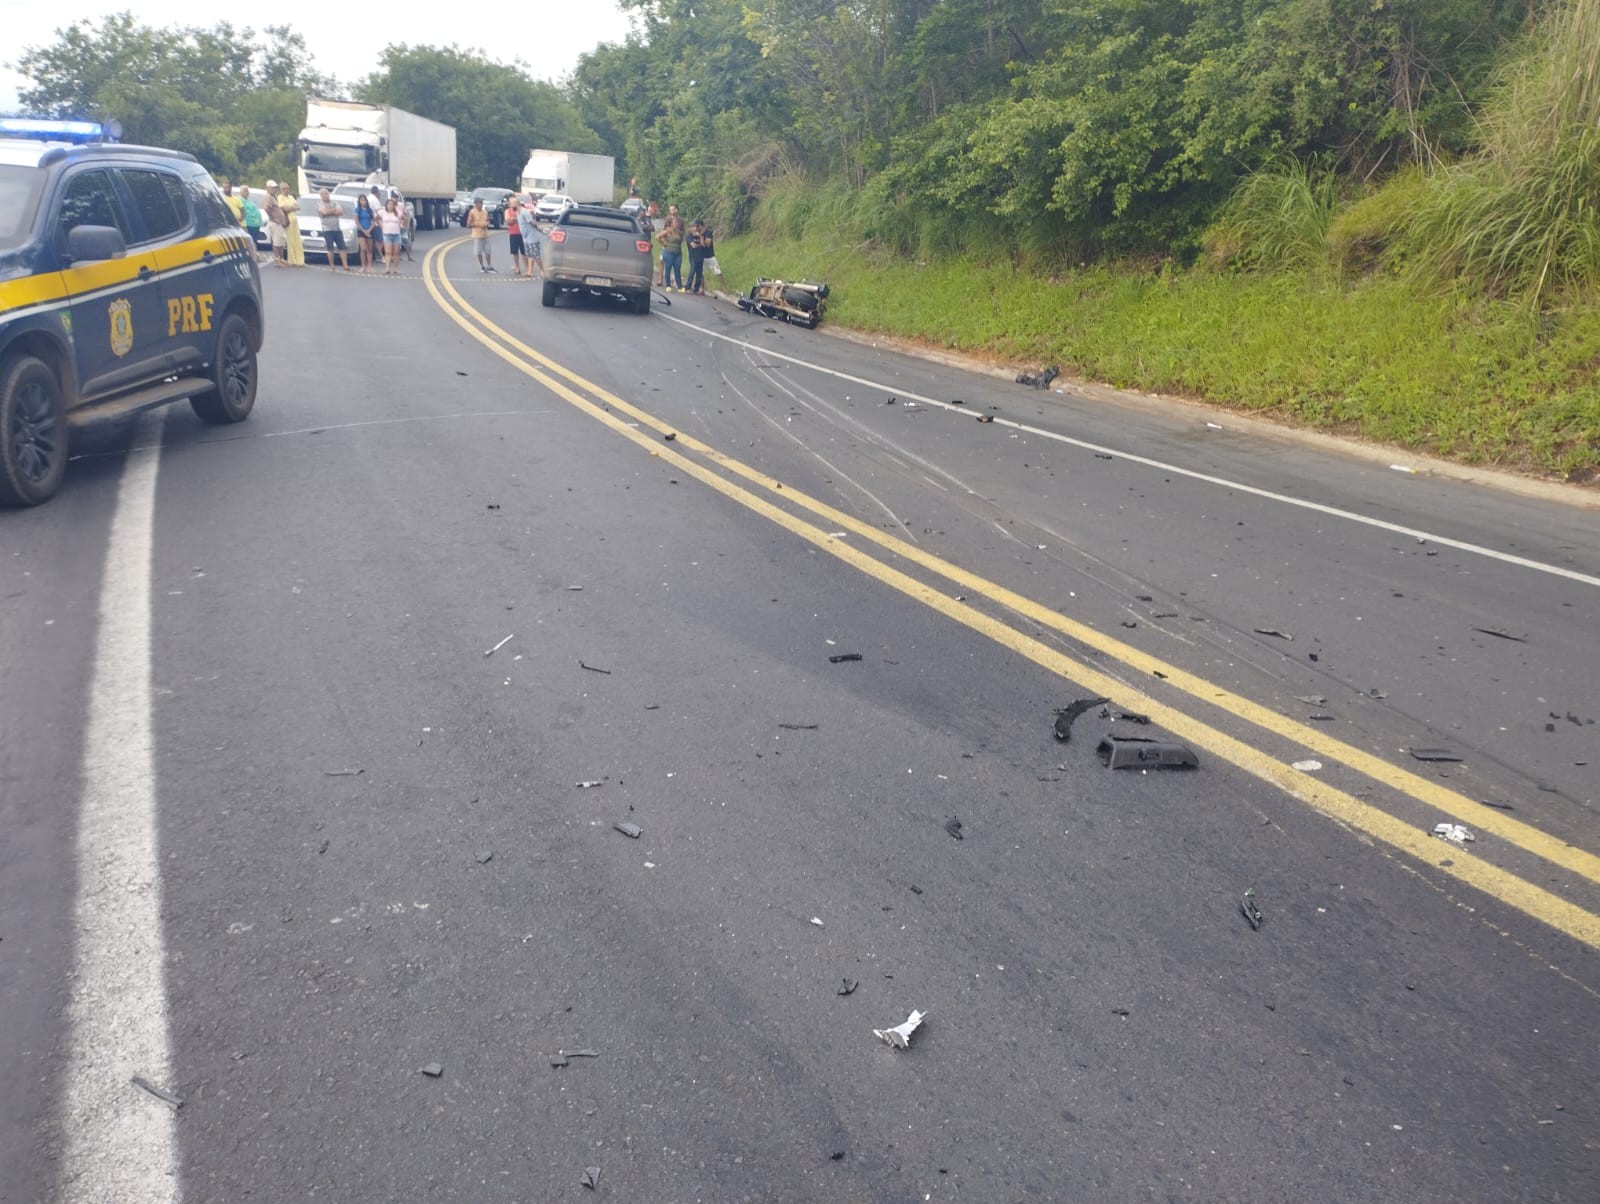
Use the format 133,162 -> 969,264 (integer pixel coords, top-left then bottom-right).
736,278 -> 830,328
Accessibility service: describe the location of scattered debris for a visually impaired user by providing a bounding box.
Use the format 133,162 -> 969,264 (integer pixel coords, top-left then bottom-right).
1472,627 -> 1526,642
614,821 -> 642,839
1410,747 -> 1463,762
581,1167 -> 601,1190
1291,760 -> 1323,772
576,780 -> 604,789
811,917 -> 825,928
1240,888 -> 1264,931
420,1063 -> 444,1078
567,585 -> 584,591
909,885 -> 923,894
838,978 -> 859,996
1205,422 -> 1224,430
1114,710 -> 1151,725
885,397 -> 896,405
736,278 -> 829,327
131,1075 -> 183,1110
561,1049 -> 600,1060
830,1151 -> 846,1161
322,768 -> 363,777
1053,696 -> 1111,742
1308,714 -> 1335,722
1096,736 -> 1199,770
1134,594 -> 1154,602
829,652 -> 862,663
976,414 -> 995,424
318,839 -> 330,854
550,1056 -> 569,1068
1296,695 -> 1328,706
578,660 -> 612,675
1120,620 -> 1138,628
1479,799 -> 1515,811
475,850 -> 493,864
1308,653 -> 1320,662
873,1009 -> 926,1050
663,432 -> 677,442
943,817 -> 964,840
1391,464 -> 1416,474
484,634 -> 515,657
1254,628 -> 1293,641
1111,1007 -> 1131,1017
778,722 -> 819,730
1015,365 -> 1059,388
1094,453 -> 1114,461
1433,823 -> 1476,845
949,398 -> 965,406
1152,611 -> 1179,619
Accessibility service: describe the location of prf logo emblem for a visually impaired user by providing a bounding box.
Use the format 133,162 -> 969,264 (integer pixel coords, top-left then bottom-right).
108,298 -> 134,357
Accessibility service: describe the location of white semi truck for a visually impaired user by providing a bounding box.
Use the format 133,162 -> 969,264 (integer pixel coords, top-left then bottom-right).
520,150 -> 615,205
297,99 -> 457,230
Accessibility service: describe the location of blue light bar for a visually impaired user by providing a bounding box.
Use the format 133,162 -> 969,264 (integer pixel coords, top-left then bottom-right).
0,117 -> 114,144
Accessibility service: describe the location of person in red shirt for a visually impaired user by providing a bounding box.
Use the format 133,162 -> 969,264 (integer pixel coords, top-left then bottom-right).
505,197 -> 526,275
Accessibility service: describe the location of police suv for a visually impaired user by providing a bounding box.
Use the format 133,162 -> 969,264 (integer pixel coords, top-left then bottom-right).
0,120 -> 265,506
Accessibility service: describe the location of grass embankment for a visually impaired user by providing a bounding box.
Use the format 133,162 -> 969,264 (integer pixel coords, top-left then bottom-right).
712,236 -> 1600,483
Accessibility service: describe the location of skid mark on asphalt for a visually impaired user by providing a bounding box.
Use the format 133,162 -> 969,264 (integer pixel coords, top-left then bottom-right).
423,241 -> 1600,955
62,410 -> 179,1203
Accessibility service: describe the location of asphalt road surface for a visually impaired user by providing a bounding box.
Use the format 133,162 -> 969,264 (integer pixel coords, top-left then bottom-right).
4,229 -> 1598,1203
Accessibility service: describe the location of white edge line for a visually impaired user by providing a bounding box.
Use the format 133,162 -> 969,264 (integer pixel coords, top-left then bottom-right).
63,409 -> 180,1203
657,310 -> 1600,589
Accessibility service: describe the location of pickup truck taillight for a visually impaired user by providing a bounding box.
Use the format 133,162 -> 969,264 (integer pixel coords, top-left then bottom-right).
635,239 -> 651,253
549,229 -> 567,244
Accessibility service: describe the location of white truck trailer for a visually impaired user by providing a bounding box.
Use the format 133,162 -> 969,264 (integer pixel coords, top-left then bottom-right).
297,99 -> 457,230
520,150 -> 616,205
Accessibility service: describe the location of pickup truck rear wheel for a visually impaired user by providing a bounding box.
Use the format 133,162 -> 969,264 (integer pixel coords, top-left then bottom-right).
190,313 -> 257,424
633,290 -> 651,315
0,355 -> 67,506
541,281 -> 558,308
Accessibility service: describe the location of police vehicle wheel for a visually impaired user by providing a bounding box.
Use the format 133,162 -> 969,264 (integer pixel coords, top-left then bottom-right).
0,355 -> 67,507
191,313 -> 257,424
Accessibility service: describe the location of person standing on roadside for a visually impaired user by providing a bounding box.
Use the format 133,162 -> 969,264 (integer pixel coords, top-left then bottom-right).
317,187 -> 350,271
354,194 -> 377,272
685,219 -> 708,295
238,186 -> 266,260
699,221 -> 720,291
467,197 -> 494,272
377,195 -> 405,274
657,205 -> 685,291
519,194 -> 542,278
280,185 -> 306,267
391,189 -> 414,262
263,183 -> 289,266
505,194 -> 525,276
221,179 -> 243,223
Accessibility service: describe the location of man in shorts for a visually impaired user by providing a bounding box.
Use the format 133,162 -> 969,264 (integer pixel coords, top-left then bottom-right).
317,187 -> 350,271
505,195 -> 525,275
467,197 -> 494,271
519,194 -> 542,278
263,181 -> 288,266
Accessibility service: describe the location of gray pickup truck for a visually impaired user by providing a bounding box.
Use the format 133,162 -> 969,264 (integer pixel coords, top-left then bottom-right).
539,205 -> 654,315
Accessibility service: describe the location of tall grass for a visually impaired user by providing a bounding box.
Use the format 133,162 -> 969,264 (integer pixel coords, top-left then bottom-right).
1203,158 -> 1344,273
1407,0 -> 1600,306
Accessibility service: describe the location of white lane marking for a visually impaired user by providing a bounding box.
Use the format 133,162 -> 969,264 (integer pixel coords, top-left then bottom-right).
660,311 -> 1600,588
63,410 -> 180,1203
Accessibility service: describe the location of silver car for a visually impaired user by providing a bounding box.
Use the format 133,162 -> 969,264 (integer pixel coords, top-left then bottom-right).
540,205 -> 654,315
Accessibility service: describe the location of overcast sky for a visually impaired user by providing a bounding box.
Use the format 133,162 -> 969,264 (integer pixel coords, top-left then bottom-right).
1,3 -> 638,113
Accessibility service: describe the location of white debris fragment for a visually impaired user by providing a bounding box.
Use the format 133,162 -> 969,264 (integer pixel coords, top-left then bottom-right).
873,1009 -> 926,1050
484,633 -> 514,657
810,916 -> 825,928
1433,823 -> 1475,845
1291,760 -> 1323,772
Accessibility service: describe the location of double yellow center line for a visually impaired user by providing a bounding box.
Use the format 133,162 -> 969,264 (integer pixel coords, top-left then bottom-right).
422,238 -> 1600,955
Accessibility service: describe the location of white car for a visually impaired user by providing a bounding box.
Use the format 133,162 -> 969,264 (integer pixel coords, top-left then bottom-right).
294,196 -> 361,262
534,193 -> 575,221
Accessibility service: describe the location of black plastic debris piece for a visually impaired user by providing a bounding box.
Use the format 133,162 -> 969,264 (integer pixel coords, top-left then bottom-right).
950,398 -> 965,405
615,822 -> 642,839
944,816 -> 964,840
456,370 -> 469,376
1254,628 -> 1293,641
1241,888 -> 1264,930
885,397 -> 896,404
1115,710 -> 1151,725
1309,653 -> 1319,662
1152,670 -> 1169,679
976,414 -> 995,423
318,839 -> 330,854
829,652 -> 863,663
1015,365 -> 1059,388
1479,799 -> 1515,811
1568,712 -> 1585,726
581,1167 -> 601,1190
1153,611 -> 1179,619
1409,747 -> 1463,762
562,1049 -> 600,1059
1053,696 -> 1110,742
420,1063 -> 443,1078
550,1056 -> 569,1068
1296,695 -> 1328,706
578,660 -> 612,674
1368,688 -> 1387,699
909,884 -> 923,895
1135,594 -> 1153,602
576,780 -> 604,789
1308,714 -> 1335,722
1120,620 -> 1138,628
664,432 -> 677,441
1111,1007 -> 1130,1017
838,978 -> 859,996
1094,453 -> 1114,460
1097,736 -> 1199,770
778,722 -> 819,730
830,1151 -> 846,1161
323,768 -> 364,777
475,850 -> 493,864
1545,722 -> 1556,732
1472,627 -> 1526,642
131,1075 -> 184,1110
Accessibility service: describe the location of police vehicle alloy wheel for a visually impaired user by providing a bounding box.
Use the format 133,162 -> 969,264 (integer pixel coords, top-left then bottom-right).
0,356 -> 68,507
191,314 -> 258,424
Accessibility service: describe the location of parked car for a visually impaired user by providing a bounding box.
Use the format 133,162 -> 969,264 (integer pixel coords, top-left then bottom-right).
539,205 -> 653,315
465,186 -> 514,228
620,196 -> 645,218
0,133 -> 264,505
294,194 -> 360,262
449,190 -> 472,222
534,193 -> 575,222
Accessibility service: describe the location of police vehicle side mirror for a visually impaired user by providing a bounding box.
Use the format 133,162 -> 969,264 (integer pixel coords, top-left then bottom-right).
66,224 -> 127,264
